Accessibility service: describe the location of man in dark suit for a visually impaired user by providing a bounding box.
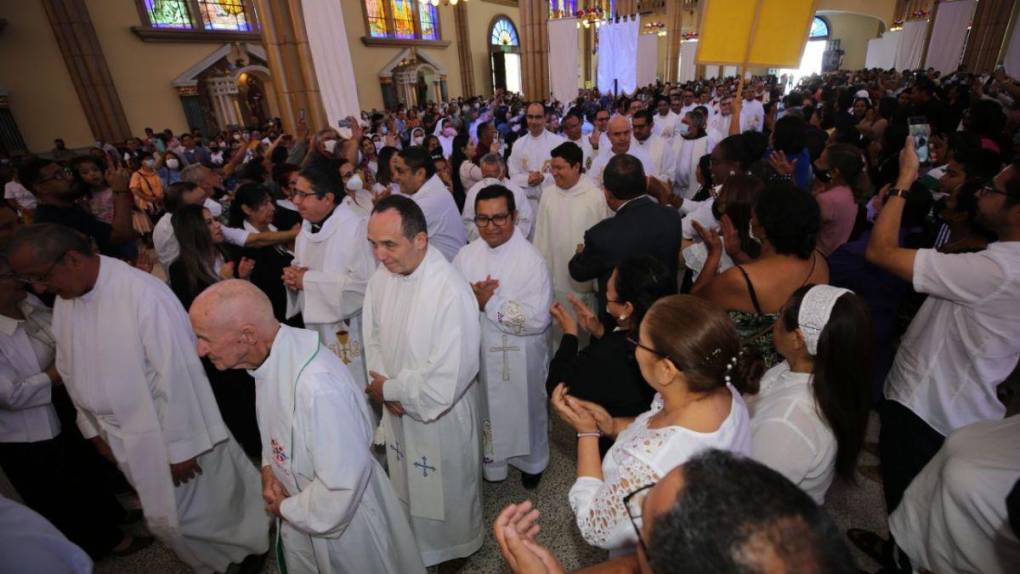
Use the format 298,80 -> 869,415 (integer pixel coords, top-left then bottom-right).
569,154 -> 682,321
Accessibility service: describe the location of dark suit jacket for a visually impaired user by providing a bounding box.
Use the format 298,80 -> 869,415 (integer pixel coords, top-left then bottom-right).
568,195 -> 683,312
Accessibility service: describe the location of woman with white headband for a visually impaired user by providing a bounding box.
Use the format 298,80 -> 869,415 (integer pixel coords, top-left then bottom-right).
746,283 -> 872,504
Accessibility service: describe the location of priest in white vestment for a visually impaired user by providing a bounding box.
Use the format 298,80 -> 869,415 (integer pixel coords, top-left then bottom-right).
588,116 -> 656,187
708,95 -> 735,140
739,90 -> 766,133
7,225 -> 269,574
672,109 -> 717,199
362,196 -> 484,566
652,97 -> 680,140
391,147 -> 466,261
508,102 -> 565,216
453,186 -> 552,487
283,166 -> 377,392
562,112 -> 595,172
533,142 -> 610,347
631,110 -> 677,189
189,281 -> 425,574
461,153 -> 533,241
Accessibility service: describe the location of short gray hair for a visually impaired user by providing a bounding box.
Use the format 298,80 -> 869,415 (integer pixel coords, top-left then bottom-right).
479,152 -> 505,170
7,223 -> 93,262
180,163 -> 209,185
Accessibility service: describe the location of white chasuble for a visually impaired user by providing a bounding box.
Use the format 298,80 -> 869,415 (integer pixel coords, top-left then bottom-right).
251,326 -> 424,574
363,246 -> 483,566
286,204 -> 376,391
672,135 -> 709,199
54,256 -> 268,573
409,175 -> 468,262
461,177 -> 534,242
453,230 -> 553,480
508,130 -> 565,214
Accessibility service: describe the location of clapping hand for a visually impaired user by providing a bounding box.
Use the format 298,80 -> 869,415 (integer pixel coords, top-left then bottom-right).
550,383 -> 599,434
281,265 -> 308,290
549,302 -> 578,337
472,275 -> 500,311
494,501 -> 565,574
692,220 -> 723,255
566,293 -> 604,338
767,150 -> 797,177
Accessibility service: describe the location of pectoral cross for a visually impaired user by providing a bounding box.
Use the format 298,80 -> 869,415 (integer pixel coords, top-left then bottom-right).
389,440 -> 404,462
414,456 -> 436,478
489,335 -> 520,382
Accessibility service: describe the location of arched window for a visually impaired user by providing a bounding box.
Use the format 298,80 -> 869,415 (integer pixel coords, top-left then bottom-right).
363,0 -> 441,41
809,16 -> 830,40
490,17 -> 519,47
137,0 -> 258,32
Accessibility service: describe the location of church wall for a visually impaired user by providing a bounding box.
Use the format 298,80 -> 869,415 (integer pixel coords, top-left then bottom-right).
86,0 -> 212,140
0,0 -> 93,152
341,2 -> 465,111
466,1 -> 522,97
815,0 -> 896,26
823,12 -> 882,71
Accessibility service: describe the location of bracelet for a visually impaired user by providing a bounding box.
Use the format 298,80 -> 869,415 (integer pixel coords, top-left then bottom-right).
577,431 -> 602,439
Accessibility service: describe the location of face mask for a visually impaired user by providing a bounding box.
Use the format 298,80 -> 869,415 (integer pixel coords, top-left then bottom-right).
142,158 -> 156,169
443,127 -> 457,138
346,174 -> 363,192
233,133 -> 242,141
165,158 -> 180,170
322,139 -> 338,154
679,122 -> 690,136
412,136 -> 424,146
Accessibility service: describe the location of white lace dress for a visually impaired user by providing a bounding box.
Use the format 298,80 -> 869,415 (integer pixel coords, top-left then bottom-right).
568,384 -> 751,552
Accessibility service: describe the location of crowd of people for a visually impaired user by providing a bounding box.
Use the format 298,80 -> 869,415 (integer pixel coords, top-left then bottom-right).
1,64 -> 1019,574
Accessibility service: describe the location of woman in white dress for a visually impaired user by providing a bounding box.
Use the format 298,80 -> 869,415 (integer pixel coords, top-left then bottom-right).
746,284 -> 871,504
551,294 -> 755,554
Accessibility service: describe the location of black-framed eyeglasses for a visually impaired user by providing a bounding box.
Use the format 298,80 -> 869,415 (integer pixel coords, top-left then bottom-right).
623,483 -> 655,555
979,184 -> 1014,198
474,213 -> 512,227
626,335 -> 666,358
12,251 -> 69,285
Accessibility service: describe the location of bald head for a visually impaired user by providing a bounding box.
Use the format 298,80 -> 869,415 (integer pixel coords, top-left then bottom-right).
608,116 -> 632,154
190,280 -> 279,371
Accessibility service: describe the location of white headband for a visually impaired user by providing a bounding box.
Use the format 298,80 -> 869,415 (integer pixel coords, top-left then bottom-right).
798,285 -> 852,355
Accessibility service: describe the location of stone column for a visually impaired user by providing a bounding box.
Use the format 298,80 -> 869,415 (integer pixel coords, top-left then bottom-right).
664,0 -> 684,82
454,3 -> 475,97
962,0 -> 1016,73
520,0 -> 550,101
253,0 -> 328,132
41,0 -> 131,143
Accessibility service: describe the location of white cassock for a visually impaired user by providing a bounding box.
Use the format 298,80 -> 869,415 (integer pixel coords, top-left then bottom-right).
251,325 -> 425,574
410,174 -> 468,262
362,246 -> 483,566
566,136 -> 596,173
437,135 -> 454,158
53,256 -> 268,573
652,111 -> 680,140
453,230 -> 553,481
708,112 -> 733,141
532,175 -> 610,345
740,99 -> 765,133
508,130 -> 565,216
632,135 -> 676,187
588,143 -> 657,187
286,203 -> 377,392
461,177 -> 534,242
672,134 -> 712,199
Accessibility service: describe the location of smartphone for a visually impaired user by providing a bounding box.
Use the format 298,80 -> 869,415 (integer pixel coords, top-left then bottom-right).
907,116 -> 931,164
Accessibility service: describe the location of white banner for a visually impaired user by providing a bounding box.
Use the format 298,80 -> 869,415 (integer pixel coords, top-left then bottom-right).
1005,4 -> 1020,78
865,30 -> 901,69
548,18 -> 580,105
597,17 -> 639,94
637,34 -> 659,89
926,1 -> 976,76
301,0 -> 361,125
894,20 -> 927,71
679,40 -> 698,83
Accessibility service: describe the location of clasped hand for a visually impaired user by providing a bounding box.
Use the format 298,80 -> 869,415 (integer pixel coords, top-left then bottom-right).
261,466 -> 289,517
550,383 -> 613,436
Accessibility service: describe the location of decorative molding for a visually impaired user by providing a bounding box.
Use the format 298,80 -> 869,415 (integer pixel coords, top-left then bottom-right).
482,0 -> 519,6
360,37 -> 451,48
378,47 -> 449,78
130,26 -> 261,43
172,42 -> 267,87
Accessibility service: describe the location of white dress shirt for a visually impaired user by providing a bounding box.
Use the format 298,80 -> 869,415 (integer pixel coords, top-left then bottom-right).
153,212 -> 251,270
885,242 -> 1020,436
0,295 -> 60,443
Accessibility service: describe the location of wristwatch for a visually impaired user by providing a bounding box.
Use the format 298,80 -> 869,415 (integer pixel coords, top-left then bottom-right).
887,188 -> 909,200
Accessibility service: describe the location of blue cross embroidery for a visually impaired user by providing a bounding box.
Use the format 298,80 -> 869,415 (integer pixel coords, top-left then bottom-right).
389,441 -> 405,461
413,456 -> 436,478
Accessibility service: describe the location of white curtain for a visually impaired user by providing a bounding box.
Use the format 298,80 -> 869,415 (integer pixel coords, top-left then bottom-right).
597,17 -> 639,94
301,0 -> 360,126
636,34 -> 659,88
894,20 -> 927,71
678,40 -> 698,83
704,65 -> 720,79
548,18 -> 579,105
1005,6 -> 1020,78
866,30 -> 901,69
724,65 -> 739,78
926,0 -> 976,75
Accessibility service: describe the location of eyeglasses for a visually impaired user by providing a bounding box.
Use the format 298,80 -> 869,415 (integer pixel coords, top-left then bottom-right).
12,251 -> 69,285
623,483 -> 655,555
626,335 -> 668,360
526,115 -> 546,120
979,184 -> 1015,199
291,189 -> 319,199
474,213 -> 512,227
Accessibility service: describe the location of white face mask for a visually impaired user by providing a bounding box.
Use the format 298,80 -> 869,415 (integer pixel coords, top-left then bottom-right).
346,174 -> 363,192
142,158 -> 156,169
412,136 -> 424,146
165,158 -> 180,170
322,139 -> 338,154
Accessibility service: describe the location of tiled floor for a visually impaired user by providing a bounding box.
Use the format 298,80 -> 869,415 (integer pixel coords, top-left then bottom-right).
94,414 -> 888,573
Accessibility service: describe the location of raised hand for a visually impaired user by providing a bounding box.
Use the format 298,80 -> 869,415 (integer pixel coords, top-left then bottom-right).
691,220 -> 722,255
106,164 -> 131,192
549,302 -> 578,337
767,150 -> 797,177
550,383 -> 598,434
566,293 -> 604,338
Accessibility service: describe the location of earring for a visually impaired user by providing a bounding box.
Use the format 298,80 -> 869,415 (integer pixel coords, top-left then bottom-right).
619,314 -> 629,322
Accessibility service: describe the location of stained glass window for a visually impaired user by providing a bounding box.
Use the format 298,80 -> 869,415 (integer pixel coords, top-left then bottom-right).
144,0 -> 192,29
810,16 -> 830,40
391,0 -> 416,39
197,0 -> 254,32
490,18 -> 519,47
418,2 -> 439,41
366,0 -> 388,38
